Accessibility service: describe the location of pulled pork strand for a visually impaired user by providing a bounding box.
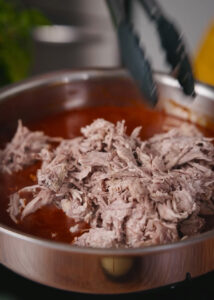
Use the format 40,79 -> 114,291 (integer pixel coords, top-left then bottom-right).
2,119 -> 214,248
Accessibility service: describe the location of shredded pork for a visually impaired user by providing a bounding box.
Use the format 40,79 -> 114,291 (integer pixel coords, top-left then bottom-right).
1,119 -> 214,248
0,121 -> 60,174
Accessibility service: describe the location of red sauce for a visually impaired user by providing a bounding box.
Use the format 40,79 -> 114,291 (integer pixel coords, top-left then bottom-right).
0,106 -> 214,243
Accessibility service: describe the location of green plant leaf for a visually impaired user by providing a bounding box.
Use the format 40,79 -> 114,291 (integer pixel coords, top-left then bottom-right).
0,0 -> 50,86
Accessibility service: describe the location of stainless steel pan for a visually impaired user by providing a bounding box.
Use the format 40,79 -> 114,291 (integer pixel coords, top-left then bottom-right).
1,69 -> 214,294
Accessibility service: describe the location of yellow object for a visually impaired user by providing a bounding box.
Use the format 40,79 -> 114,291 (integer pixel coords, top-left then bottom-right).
101,257 -> 133,277
194,22 -> 214,86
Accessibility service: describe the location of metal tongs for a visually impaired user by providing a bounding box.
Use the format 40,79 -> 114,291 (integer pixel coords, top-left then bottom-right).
106,0 -> 195,106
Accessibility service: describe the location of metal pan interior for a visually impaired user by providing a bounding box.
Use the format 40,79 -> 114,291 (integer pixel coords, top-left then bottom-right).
0,69 -> 214,294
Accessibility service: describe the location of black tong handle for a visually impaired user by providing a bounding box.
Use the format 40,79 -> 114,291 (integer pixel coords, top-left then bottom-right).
118,21 -> 158,105
139,0 -> 195,97
106,0 -> 158,105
